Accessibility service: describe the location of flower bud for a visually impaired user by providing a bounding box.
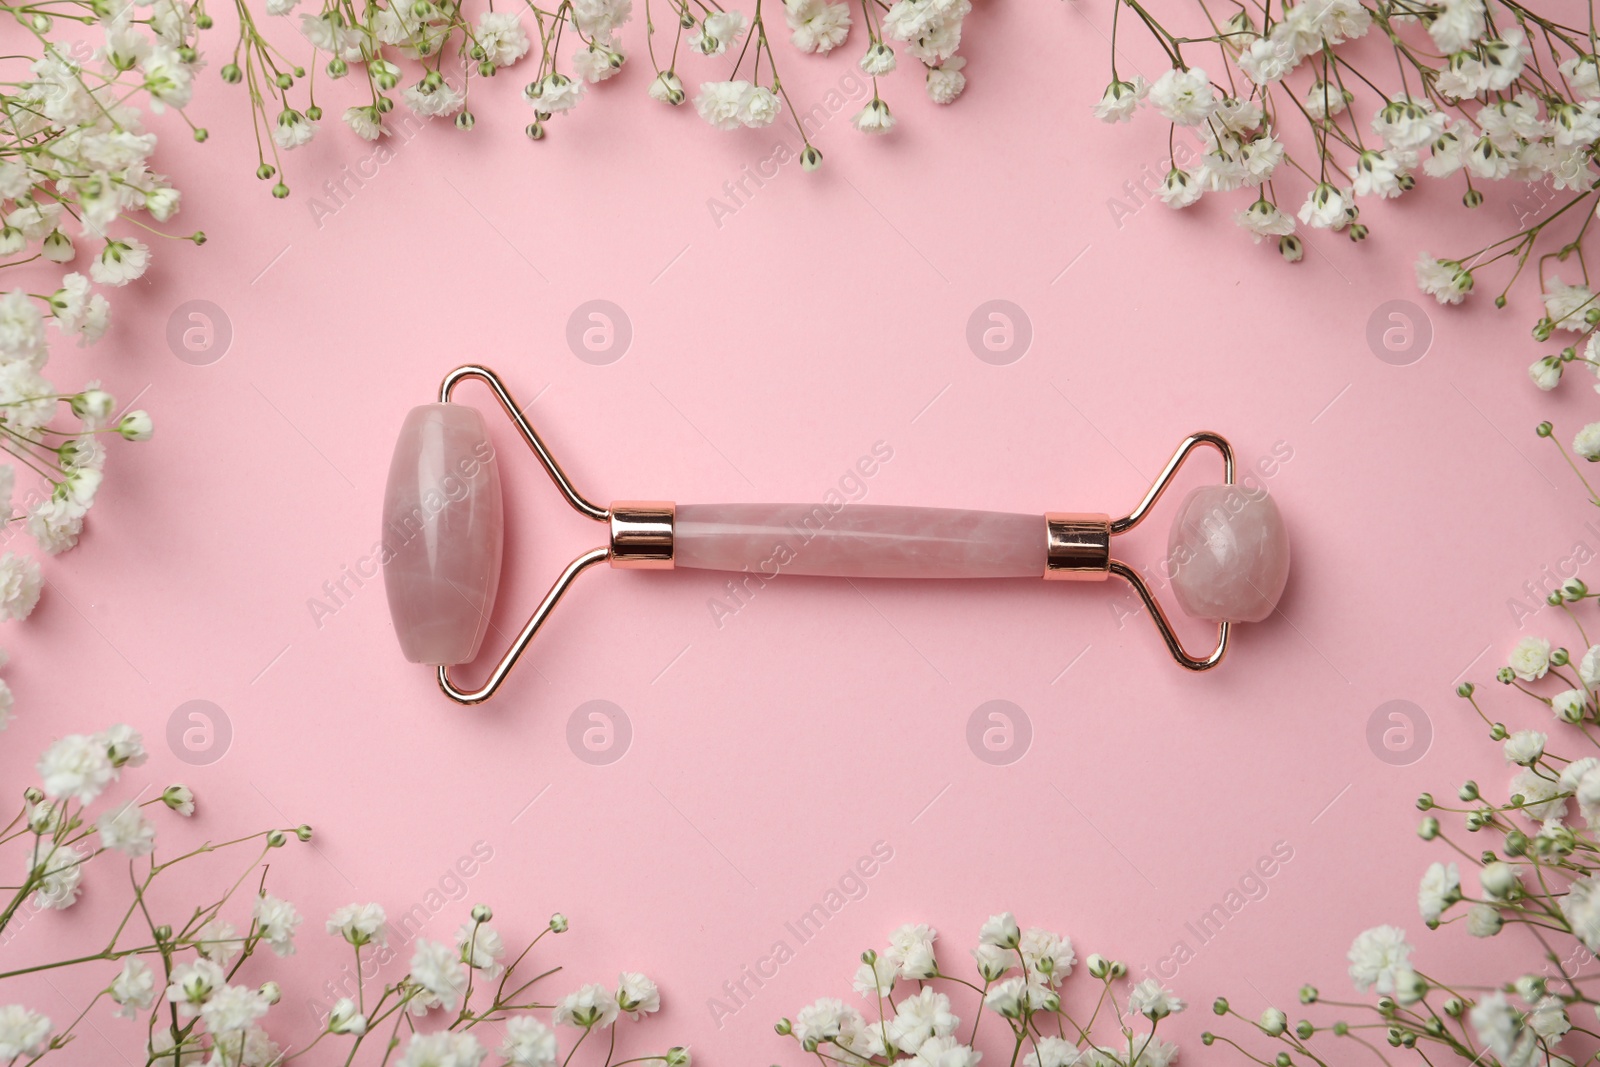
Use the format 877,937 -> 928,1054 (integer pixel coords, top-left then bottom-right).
472,904 -> 493,923
1417,792 -> 1434,810
1260,1008 -> 1287,1035
1295,1020 -> 1313,1039
774,1019 -> 793,1036
1418,816 -> 1439,840
549,912 -> 568,932
1459,780 -> 1479,801
1458,682 -> 1477,699
296,824 -> 313,841
665,1048 -> 690,1067
260,982 -> 281,1004
268,830 -> 287,847
1553,647 -> 1571,666
1212,997 -> 1229,1016
1299,985 -> 1318,1004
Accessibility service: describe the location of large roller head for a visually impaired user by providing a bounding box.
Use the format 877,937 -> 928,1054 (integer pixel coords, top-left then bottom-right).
381,403 -> 504,665
1167,486 -> 1289,624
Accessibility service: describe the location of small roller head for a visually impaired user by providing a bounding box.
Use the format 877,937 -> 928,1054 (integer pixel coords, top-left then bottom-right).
382,403 -> 504,665
1167,486 -> 1289,624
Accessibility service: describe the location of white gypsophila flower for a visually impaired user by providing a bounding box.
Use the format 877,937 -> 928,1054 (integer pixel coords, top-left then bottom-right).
926,59 -> 966,105
90,237 -> 149,287
344,106 -> 384,140
616,972 -> 659,1018
476,11 -> 531,66
328,998 -> 367,1035
96,802 -> 155,857
1481,861 -> 1520,900
1470,991 -> 1537,1066
572,46 -> 623,83
1574,422 -> 1600,460
397,1031 -> 485,1067
1504,729 -> 1547,765
199,984 -> 268,1034
1349,150 -> 1404,198
502,1016 -> 558,1067
785,0 -> 850,53
50,274 -> 110,346
165,959 -> 225,1019
455,920 -> 506,975
1347,926 -> 1412,993
853,954 -> 897,997
27,843 -> 84,909
255,894 -> 302,956
1147,66 -> 1214,125
1415,253 -> 1474,304
162,784 -> 195,816
1127,978 -> 1185,1019
914,1035 -> 983,1067
208,1026 -> 280,1067
1418,861 -> 1461,922
860,42 -> 897,75
1022,1037 -> 1078,1067
1553,688 -> 1590,723
1018,928 -> 1073,983
98,724 -> 147,768
1531,995 -> 1570,1040
690,10 -> 745,54
1428,0 -> 1486,52
742,85 -> 781,127
1545,278 -> 1597,333
886,923 -> 938,978
1580,644 -> 1600,687
1093,76 -> 1147,122
647,71 -> 684,104
525,74 -> 581,114
271,109 -> 316,150
971,942 -> 1009,981
1297,183 -> 1351,229
1159,168 -> 1202,208
979,912 -> 1020,949
792,997 -> 861,1048
0,553 -> 42,623
118,410 -> 153,442
982,977 -> 1028,1019
405,81 -> 466,117
0,1005 -> 50,1060
327,902 -> 387,946
1564,875 -> 1600,951
38,733 -> 112,802
852,98 -> 895,133
1237,199 -> 1295,241
888,987 -> 958,1054
195,918 -> 241,965
1508,636 -> 1554,679
409,938 -> 468,1012
1511,766 -> 1566,821
553,982 -> 619,1028
1530,356 -> 1563,390
1466,902 -> 1504,937
695,80 -> 752,130
110,957 -> 157,1017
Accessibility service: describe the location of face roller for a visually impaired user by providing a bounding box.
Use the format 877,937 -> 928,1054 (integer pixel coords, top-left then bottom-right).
383,365 -> 1291,705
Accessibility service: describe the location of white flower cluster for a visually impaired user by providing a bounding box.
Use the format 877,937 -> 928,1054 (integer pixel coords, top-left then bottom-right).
2,723 -> 683,1067
1094,0 -> 1600,351
785,914 -> 1182,1067
0,8 -> 162,588
227,0 -> 975,190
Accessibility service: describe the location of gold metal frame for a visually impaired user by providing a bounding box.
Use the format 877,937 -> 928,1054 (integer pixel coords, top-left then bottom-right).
1107,431 -> 1235,672
431,366 -> 1236,701
435,366 -> 614,705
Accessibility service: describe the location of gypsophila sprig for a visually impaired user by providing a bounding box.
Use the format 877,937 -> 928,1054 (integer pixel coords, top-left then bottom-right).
0,720 -> 683,1066
1207,441 -> 1600,1066
782,915 -> 1183,1066
1093,0 -> 1600,383
212,0 -> 974,196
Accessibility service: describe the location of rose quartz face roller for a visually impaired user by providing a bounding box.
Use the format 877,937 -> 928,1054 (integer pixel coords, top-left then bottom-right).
383,366 -> 1290,704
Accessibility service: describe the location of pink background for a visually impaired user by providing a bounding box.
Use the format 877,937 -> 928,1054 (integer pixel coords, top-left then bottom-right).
5,0 -> 1598,1061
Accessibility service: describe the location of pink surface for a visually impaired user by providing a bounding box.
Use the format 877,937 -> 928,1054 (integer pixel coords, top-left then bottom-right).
2,0 -> 1596,1062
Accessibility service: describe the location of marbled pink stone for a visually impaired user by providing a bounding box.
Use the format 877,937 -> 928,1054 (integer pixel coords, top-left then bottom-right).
1167,485 -> 1289,623
382,404 -> 503,665
675,503 -> 1045,579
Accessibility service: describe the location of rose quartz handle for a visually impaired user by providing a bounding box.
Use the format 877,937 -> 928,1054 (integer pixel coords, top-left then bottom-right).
674,503 -> 1045,579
